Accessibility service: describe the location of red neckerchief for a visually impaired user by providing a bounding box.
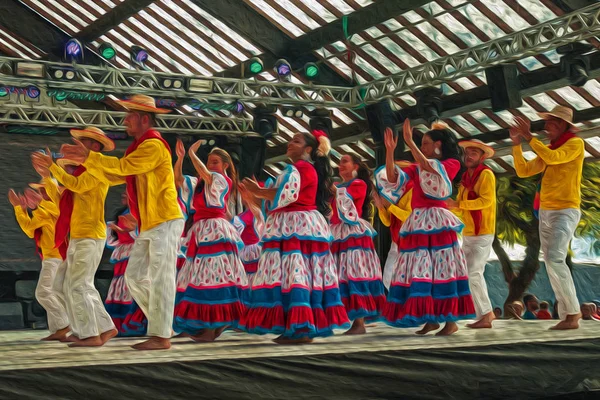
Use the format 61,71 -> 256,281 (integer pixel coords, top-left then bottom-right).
461,163 -> 491,235
54,165 -> 86,250
533,131 -> 577,218
125,129 -> 171,230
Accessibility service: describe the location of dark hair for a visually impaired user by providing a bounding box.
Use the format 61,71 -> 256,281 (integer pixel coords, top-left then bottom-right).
136,111 -> 156,126
425,127 -> 464,184
302,132 -> 334,218
110,205 -> 129,241
348,153 -> 373,221
523,294 -> 536,306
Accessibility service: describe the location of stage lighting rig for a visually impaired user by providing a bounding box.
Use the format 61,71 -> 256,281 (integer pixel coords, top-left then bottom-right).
558,42 -> 595,87
309,108 -> 332,135
247,57 -> 264,76
304,62 -> 319,80
274,59 -> 292,81
415,87 -> 443,125
281,106 -> 304,118
64,39 -> 84,63
130,46 -> 149,70
98,43 -> 116,61
253,104 -> 277,139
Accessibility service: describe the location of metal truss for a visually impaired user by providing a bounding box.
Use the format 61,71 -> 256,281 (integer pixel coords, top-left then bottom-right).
0,104 -> 254,135
358,3 -> 600,103
0,56 -> 356,108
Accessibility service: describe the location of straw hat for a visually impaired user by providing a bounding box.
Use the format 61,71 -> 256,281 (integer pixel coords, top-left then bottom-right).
115,94 -> 171,114
459,139 -> 495,159
537,105 -> 578,131
57,158 -> 81,169
70,126 -> 115,151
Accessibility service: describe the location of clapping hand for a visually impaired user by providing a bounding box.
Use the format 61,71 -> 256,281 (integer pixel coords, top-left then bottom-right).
384,127 -> 398,153
402,118 -> 415,148
176,139 -> 185,160
59,139 -> 89,163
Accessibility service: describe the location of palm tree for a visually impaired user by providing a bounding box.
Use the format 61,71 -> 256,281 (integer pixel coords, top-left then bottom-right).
494,161 -> 600,317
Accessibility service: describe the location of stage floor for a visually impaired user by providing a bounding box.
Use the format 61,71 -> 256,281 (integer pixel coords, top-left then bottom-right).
0,320 -> 599,399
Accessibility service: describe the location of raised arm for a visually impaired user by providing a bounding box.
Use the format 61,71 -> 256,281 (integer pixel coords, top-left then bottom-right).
403,119 -> 437,175
188,140 -> 213,185
384,127 -> 399,183
174,139 -> 185,188
528,137 -> 584,165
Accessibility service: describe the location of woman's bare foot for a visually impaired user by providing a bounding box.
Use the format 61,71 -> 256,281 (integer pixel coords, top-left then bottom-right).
214,326 -> 228,340
467,312 -> 495,329
132,337 -> 171,350
191,329 -> 216,343
100,328 -> 118,344
173,332 -> 190,338
61,334 -> 80,343
550,313 -> 581,330
273,336 -> 313,345
416,323 -> 440,335
41,326 -> 70,341
436,322 -> 458,336
68,336 -> 103,347
344,318 -> 367,335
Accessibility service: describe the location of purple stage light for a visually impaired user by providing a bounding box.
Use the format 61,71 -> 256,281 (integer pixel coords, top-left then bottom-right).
66,40 -> 82,56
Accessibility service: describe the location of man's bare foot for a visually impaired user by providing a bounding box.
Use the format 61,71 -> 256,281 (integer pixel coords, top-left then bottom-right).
416,323 -> 440,335
273,336 -> 313,345
41,326 -> 70,341
550,313 -> 581,330
100,328 -> 118,344
467,313 -> 495,329
68,336 -> 103,347
61,334 -> 80,343
344,319 -> 367,335
131,337 -> 171,350
436,322 -> 458,336
191,329 -> 216,343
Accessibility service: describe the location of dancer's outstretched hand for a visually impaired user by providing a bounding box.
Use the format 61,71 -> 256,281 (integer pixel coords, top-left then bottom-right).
402,118 -> 414,148
512,117 -> 533,142
176,139 -> 185,159
60,139 -> 89,163
188,140 -> 205,157
384,127 -> 397,153
8,189 -> 20,207
31,149 -> 53,169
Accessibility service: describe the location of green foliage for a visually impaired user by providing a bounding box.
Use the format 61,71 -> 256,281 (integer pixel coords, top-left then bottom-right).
578,161 -> 600,239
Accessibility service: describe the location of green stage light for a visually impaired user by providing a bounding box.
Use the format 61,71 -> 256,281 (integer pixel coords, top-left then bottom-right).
304,62 -> 319,79
248,57 -> 264,75
99,43 -> 116,60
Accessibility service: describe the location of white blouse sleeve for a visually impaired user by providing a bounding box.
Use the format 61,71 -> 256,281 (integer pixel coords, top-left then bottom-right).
374,164 -> 410,204
335,186 -> 361,225
267,164 -> 301,212
178,175 -> 198,214
204,172 -> 229,208
419,159 -> 452,200
232,215 -> 245,236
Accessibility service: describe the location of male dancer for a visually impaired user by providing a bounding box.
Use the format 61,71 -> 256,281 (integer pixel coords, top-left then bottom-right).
32,127 -> 118,346
447,139 -> 496,329
61,95 -> 184,350
510,105 -> 584,330
9,182 -> 70,340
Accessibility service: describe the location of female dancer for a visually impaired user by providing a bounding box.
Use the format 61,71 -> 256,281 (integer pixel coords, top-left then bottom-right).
173,142 -> 247,342
104,193 -> 147,336
234,189 -> 264,285
331,154 -> 384,334
240,130 -> 350,344
376,120 -> 475,336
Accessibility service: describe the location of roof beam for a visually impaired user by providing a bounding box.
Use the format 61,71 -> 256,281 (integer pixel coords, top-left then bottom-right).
76,0 -> 156,43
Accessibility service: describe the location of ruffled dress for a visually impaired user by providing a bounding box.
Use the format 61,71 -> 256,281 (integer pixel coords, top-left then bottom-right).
375,159 -> 476,326
330,179 -> 385,321
233,209 -> 264,286
240,160 -> 350,339
173,172 -> 247,333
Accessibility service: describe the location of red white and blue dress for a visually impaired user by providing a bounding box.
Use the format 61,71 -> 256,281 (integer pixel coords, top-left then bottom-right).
176,175 -> 196,273
331,179 -> 384,321
104,210 -> 147,336
240,160 -> 350,339
233,209 -> 264,284
375,159 -> 475,326
173,172 -> 247,333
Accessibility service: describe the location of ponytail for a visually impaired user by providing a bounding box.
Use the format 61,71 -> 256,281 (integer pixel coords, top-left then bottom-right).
348,154 -> 374,221
302,132 -> 334,218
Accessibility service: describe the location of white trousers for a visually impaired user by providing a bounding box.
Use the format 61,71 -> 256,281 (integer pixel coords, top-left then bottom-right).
463,234 -> 494,318
63,238 -> 115,339
125,219 -> 184,338
36,258 -> 69,333
539,208 -> 581,319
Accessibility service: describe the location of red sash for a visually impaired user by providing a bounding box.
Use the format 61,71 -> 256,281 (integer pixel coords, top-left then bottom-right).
54,165 -> 86,250
461,163 -> 491,236
533,131 -> 577,217
125,130 -> 171,230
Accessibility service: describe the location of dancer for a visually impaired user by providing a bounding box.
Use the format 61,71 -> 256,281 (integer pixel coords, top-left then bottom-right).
240,130 -> 350,344
235,185 -> 265,285
104,193 -> 147,336
9,181 -> 69,341
376,120 -> 475,336
373,161 -> 413,290
31,128 -> 118,347
510,105 -> 584,330
447,139 -> 497,329
60,95 -> 184,350
173,143 -> 247,342
331,154 -> 384,334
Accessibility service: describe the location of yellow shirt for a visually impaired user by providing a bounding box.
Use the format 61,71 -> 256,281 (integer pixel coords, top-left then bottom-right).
513,137 -> 584,210
14,201 -> 62,260
378,189 -> 413,227
49,163 -> 109,240
84,138 -> 182,232
455,169 -> 496,236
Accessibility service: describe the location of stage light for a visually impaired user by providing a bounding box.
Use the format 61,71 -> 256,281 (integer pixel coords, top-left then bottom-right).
64,39 -> 84,62
281,106 -> 303,119
98,43 -> 116,60
15,62 -> 44,78
274,59 -> 292,80
160,77 -> 184,90
130,45 -> 149,69
415,87 -> 443,125
187,78 -> 214,93
253,105 -> 278,139
304,62 -> 319,80
49,67 -> 77,81
558,43 -> 595,87
247,57 -> 264,75
309,108 -> 332,135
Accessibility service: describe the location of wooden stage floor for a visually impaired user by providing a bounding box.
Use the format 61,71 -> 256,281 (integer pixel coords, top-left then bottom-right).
1,319 -> 599,372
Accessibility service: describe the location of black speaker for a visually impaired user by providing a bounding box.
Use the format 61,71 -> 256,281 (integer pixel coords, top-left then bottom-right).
365,100 -> 398,143
240,136 -> 267,180
485,64 -> 522,111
